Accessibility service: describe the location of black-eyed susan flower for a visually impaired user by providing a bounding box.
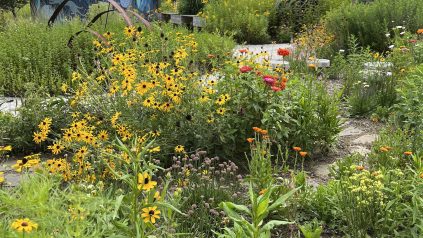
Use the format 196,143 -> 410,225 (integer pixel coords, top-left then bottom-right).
38,117 -> 52,131
33,131 -> 47,144
141,206 -> 161,224
137,172 -> 157,191
48,142 -> 65,155
124,26 -> 136,38
98,130 -> 109,141
175,145 -> 185,153
216,107 -> 226,115
11,218 -> 38,233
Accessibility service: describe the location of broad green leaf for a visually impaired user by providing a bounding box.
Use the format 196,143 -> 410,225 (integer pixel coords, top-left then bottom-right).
224,202 -> 251,216
261,220 -> 293,232
220,202 -> 243,222
156,202 -> 185,215
268,187 -> 299,212
112,194 -> 124,219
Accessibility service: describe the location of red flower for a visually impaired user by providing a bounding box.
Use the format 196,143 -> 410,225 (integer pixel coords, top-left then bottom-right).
262,75 -> 276,86
409,39 -> 417,44
271,86 -> 281,92
280,82 -> 286,90
239,49 -> 248,54
240,66 -> 252,73
277,48 -> 290,57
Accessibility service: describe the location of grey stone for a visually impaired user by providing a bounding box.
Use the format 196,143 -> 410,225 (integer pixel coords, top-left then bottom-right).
349,145 -> 371,156
270,60 -> 290,69
364,62 -> 393,70
306,59 -> 330,68
339,126 -> 363,137
313,163 -> 331,178
352,134 -> 378,145
0,97 -> 22,115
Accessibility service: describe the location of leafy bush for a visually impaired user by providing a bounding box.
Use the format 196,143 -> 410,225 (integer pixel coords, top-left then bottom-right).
392,64 -> 423,139
202,0 -> 274,44
0,84 -> 71,153
178,0 -> 205,15
325,0 -> 423,52
0,18 -> 93,96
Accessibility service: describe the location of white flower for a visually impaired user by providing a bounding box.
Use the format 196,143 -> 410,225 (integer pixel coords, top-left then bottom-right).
396,26 -> 403,29
385,33 -> 390,37
386,72 -> 392,76
388,45 -> 395,49
339,49 -> 345,53
400,32 -> 405,35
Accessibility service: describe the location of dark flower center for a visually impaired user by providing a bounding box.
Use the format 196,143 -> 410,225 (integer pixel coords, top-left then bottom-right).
21,222 -> 28,227
149,210 -> 155,215
144,177 -> 149,184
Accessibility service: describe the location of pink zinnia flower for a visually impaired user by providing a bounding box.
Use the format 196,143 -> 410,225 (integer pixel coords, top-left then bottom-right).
262,75 -> 276,86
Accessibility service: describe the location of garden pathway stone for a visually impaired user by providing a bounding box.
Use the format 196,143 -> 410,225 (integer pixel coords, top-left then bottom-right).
0,97 -> 22,115
352,134 -> 378,145
309,116 -> 383,187
339,126 -> 363,137
349,145 -> 371,156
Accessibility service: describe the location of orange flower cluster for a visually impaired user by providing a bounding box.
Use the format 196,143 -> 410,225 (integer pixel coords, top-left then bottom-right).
292,146 -> 308,158
252,127 -> 268,135
417,29 -> 423,34
379,146 -> 392,152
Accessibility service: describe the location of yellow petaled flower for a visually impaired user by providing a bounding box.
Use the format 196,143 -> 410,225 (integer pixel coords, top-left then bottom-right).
149,146 -> 161,153
0,145 -> 12,151
38,117 -> 52,131
61,83 -> 69,93
175,145 -> 185,153
0,172 -> 4,184
216,107 -> 226,115
137,172 -> 157,191
153,191 -> 161,202
11,218 -> 38,233
48,142 -> 65,155
33,131 -> 47,144
98,130 -> 109,141
124,26 -> 136,38
141,206 -> 161,224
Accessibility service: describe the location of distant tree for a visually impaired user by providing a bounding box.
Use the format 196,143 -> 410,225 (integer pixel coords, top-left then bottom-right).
0,0 -> 29,17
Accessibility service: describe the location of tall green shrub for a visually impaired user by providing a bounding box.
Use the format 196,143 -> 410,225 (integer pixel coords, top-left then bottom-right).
325,0 -> 423,52
203,0 -> 274,44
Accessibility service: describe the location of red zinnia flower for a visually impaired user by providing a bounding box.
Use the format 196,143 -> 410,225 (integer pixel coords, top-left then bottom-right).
239,49 -> 248,54
240,66 -> 252,73
271,86 -> 281,92
277,48 -> 290,57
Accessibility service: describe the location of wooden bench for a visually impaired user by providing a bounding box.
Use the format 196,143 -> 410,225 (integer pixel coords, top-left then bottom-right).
157,12 -> 205,28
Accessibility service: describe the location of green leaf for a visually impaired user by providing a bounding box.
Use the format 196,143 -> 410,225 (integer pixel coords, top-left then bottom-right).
156,202 -> 185,216
223,202 -> 251,216
112,194 -> 124,219
267,187 -> 299,212
261,220 -> 293,232
220,202 -> 243,222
